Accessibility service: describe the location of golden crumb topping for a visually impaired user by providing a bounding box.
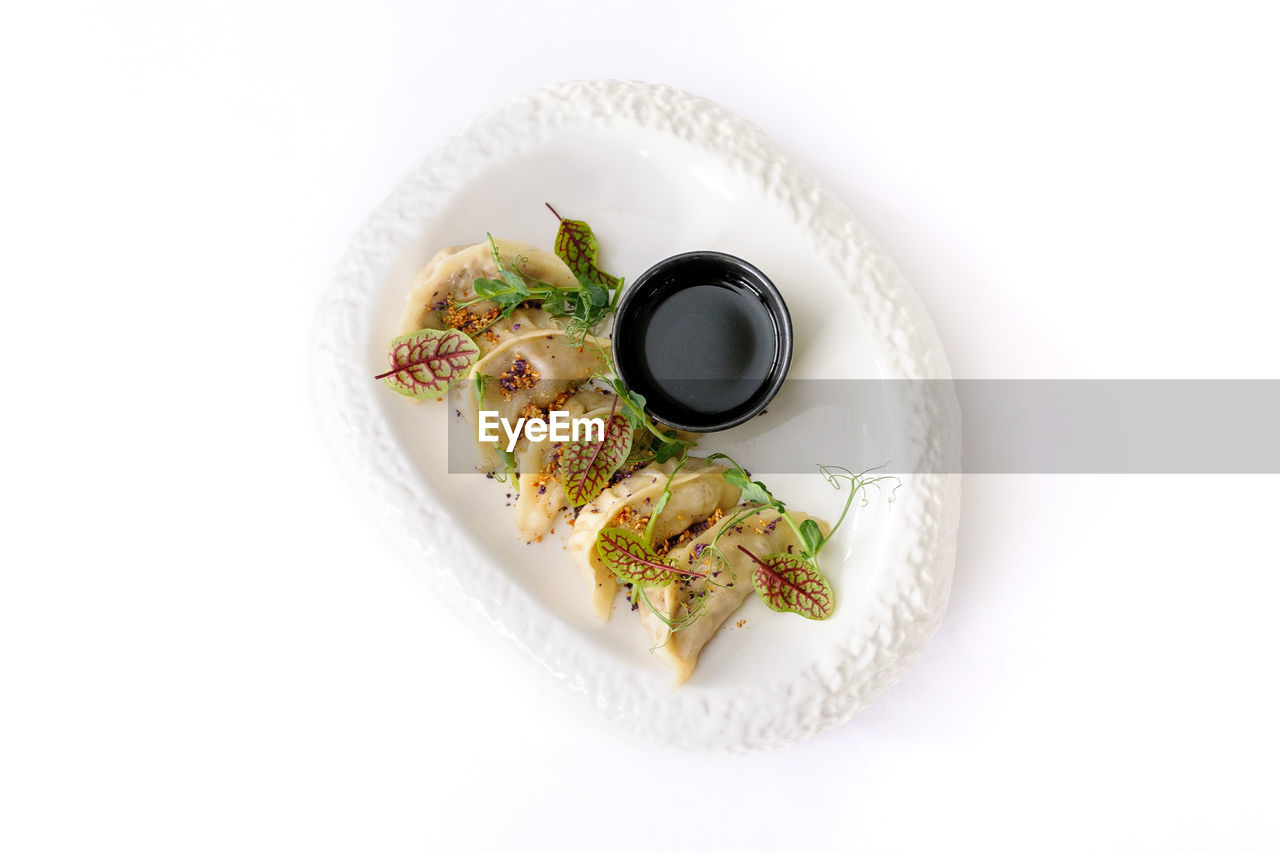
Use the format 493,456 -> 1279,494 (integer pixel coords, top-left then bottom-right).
497,355 -> 539,398
441,302 -> 501,336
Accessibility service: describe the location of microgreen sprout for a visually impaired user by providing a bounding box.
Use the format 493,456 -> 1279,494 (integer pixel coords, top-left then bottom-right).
643,455 -> 689,546
695,454 -> 899,618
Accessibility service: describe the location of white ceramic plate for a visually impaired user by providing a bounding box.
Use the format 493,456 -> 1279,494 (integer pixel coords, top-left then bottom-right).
313,80 -> 960,752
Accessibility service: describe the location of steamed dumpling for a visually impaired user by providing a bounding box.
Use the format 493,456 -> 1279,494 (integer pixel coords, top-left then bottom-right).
465,330 -> 610,425
565,463 -> 674,620
639,509 -> 831,685
460,329 -> 611,474
512,388 -> 616,543
395,240 -> 578,352
567,459 -> 741,621
513,410 -> 702,545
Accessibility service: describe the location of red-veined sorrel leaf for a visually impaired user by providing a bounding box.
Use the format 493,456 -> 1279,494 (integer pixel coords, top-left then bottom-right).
375,328 -> 479,398
558,413 -> 633,506
546,204 -> 621,290
739,546 -> 835,620
596,528 -> 706,588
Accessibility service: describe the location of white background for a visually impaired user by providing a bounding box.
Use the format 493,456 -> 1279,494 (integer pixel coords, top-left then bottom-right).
3,1 -> 1278,849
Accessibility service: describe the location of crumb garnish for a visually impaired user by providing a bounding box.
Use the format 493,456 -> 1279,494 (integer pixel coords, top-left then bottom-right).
442,301 -> 501,335
498,356 -> 539,397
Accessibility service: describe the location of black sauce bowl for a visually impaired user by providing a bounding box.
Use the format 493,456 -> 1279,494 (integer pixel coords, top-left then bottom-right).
612,251 -> 793,432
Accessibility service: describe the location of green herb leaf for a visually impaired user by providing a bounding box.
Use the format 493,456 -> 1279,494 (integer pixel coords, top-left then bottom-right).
739,546 -> 835,620
471,278 -> 506,298
492,448 -> 517,482
642,455 -> 688,544
541,289 -> 571,316
597,528 -> 676,587
558,413 -> 634,506
470,276 -> 526,307
721,468 -> 775,505
499,266 -> 530,295
616,387 -> 649,429
799,519 -> 825,556
375,328 -> 479,398
597,528 -> 704,587
461,222 -> 622,338
653,437 -> 683,464
649,490 -> 673,526
580,276 -> 610,308
548,207 -> 621,292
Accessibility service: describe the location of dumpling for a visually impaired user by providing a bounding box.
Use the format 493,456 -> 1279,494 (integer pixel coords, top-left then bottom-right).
512,387 -> 616,543
565,462 -> 675,620
468,306 -> 564,355
514,417 -> 704,544
465,329 -> 610,429
639,509 -> 831,685
567,459 -> 741,621
460,329 -> 611,475
395,240 -> 578,352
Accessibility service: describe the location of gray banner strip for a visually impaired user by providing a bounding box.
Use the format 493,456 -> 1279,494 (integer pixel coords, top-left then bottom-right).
446,380 -> 1280,474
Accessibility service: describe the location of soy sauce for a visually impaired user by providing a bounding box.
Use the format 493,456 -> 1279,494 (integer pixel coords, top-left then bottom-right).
613,251 -> 793,432
623,293 -> 779,437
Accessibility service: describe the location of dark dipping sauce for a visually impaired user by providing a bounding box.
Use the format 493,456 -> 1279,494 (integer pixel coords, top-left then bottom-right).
613,252 -> 792,432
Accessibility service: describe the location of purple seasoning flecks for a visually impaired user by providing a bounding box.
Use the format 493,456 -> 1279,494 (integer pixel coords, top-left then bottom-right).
608,466 -> 637,486
686,517 -> 713,537
498,357 -> 538,393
